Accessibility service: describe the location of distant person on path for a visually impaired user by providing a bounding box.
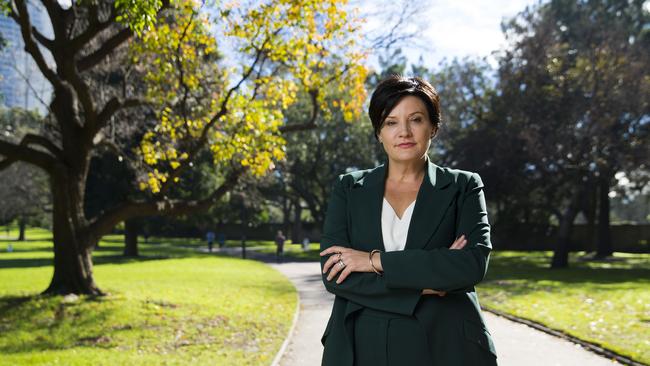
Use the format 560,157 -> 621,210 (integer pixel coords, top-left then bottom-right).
206,231 -> 215,252
217,232 -> 226,249
319,76 -> 497,365
275,230 -> 286,263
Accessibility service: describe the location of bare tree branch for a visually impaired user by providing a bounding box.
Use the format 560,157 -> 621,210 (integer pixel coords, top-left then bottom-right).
0,137 -> 57,173
69,4 -> 113,52
93,97 -> 149,135
8,56 -> 54,114
21,133 -> 63,159
31,26 -> 54,50
76,27 -> 132,72
11,0 -> 62,89
87,165 -> 245,240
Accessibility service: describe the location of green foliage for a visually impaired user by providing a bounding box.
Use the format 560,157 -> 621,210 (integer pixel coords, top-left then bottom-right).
114,0 -> 164,36
0,228 -> 297,365
0,1 -> 10,16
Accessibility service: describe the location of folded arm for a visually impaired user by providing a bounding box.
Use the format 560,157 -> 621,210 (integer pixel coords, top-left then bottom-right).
319,175 -> 422,315
380,172 -> 492,292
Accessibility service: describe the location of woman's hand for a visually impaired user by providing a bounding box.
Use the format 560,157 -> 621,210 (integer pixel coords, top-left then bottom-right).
320,234 -> 467,287
422,234 -> 467,297
320,246 -> 373,284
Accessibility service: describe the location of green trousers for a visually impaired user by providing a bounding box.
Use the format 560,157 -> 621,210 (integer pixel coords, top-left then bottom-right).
353,307 -> 432,366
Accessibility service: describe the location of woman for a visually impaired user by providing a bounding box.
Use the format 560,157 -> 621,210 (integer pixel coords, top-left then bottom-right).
319,75 -> 498,366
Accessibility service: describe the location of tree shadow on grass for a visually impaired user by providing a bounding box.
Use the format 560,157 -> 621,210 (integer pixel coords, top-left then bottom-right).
0,257 -> 55,269
0,294 -> 123,354
0,295 -> 33,316
480,251 -> 650,297
0,238 -> 53,243
0,253 -> 206,269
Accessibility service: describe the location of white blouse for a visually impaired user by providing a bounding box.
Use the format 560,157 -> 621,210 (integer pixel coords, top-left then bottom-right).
381,197 -> 416,252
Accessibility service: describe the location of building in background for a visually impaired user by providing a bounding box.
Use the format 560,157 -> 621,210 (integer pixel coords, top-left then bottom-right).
0,2 -> 53,115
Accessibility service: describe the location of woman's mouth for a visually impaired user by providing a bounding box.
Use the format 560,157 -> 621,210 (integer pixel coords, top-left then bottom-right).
397,143 -> 416,148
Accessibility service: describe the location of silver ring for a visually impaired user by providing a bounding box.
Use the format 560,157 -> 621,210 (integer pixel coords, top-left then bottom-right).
338,260 -> 346,268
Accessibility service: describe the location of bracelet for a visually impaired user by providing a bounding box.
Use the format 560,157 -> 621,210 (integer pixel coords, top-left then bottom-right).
369,249 -> 383,276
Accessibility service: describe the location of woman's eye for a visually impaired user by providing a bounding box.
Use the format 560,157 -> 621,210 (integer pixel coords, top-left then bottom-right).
411,118 -> 422,123
385,121 -> 396,125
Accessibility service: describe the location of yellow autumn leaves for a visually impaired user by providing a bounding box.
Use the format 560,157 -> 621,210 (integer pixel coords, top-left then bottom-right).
131,0 -> 367,193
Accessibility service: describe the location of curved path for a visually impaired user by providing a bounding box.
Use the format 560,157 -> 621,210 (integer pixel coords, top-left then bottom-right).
215,247 -> 621,365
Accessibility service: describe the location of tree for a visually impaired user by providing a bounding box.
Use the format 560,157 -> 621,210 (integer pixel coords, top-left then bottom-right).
0,0 -> 367,294
270,87 -> 379,240
0,108 -> 50,240
496,0 -> 649,266
545,0 -> 649,257
0,161 -> 50,239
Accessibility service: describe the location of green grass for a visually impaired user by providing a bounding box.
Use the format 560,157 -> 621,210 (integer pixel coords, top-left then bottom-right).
3,225 -> 647,364
479,251 -> 650,364
0,226 -> 298,366
255,242 -> 322,261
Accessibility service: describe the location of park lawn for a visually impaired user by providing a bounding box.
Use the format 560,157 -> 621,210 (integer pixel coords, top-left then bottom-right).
256,242 -> 322,261
479,251 -> 650,365
0,227 -> 298,366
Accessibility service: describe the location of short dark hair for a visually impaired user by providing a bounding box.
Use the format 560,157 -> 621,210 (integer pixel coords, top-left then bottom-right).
368,75 -> 442,140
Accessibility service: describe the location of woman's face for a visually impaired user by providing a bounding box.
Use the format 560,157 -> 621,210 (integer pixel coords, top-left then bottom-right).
378,95 -> 436,163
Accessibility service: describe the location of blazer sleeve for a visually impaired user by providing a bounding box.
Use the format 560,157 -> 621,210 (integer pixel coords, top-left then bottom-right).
320,174 -> 422,316
380,172 -> 492,292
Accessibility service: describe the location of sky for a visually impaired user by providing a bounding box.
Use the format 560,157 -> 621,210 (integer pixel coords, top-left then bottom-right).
361,0 -> 544,70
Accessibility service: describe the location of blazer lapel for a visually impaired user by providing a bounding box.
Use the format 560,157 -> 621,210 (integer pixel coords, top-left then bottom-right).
350,154 -> 456,252
404,155 -> 456,250
347,166 -> 385,251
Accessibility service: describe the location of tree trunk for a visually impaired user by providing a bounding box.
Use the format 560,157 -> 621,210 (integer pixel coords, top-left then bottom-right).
123,219 -> 139,257
584,184 -> 597,254
551,193 -> 580,268
282,194 -> 291,242
595,173 -> 613,258
18,216 -> 26,241
291,198 -> 302,244
43,175 -> 102,296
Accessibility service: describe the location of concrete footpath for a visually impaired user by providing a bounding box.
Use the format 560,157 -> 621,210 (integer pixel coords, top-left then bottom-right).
216,247 -> 621,366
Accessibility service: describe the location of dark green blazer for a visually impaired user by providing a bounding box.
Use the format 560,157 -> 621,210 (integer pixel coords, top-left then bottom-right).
320,154 -> 498,366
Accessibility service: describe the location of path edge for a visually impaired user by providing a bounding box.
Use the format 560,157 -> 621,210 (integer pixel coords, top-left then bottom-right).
271,276 -> 301,366
483,306 -> 647,366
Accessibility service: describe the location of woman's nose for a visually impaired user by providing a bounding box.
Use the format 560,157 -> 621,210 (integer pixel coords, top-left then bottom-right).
398,122 -> 412,136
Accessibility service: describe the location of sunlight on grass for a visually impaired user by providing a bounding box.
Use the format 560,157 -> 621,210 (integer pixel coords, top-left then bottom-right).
0,226 -> 297,365
478,250 -> 650,364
